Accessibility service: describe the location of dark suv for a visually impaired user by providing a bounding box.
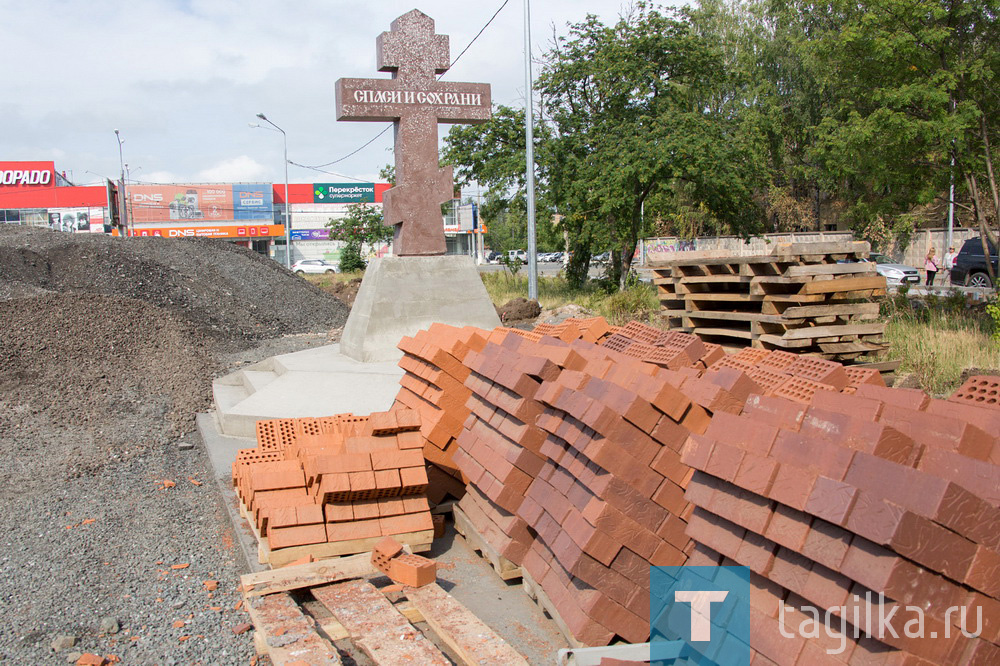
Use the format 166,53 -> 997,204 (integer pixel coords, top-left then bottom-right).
951,237 -> 998,289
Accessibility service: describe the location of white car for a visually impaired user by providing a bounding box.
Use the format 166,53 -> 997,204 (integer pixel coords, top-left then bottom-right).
292,259 -> 338,275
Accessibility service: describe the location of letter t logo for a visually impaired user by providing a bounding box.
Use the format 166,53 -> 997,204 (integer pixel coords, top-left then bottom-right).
675,590 -> 729,641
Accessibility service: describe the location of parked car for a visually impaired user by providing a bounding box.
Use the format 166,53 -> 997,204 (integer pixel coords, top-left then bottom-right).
592,251 -> 611,264
291,259 -> 338,275
951,238 -> 999,289
864,253 -> 920,286
484,250 -> 501,264
507,249 -> 527,264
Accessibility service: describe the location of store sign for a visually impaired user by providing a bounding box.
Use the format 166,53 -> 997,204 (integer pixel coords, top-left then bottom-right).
313,183 -> 376,204
0,161 -> 56,188
131,224 -> 285,239
129,183 -> 273,223
291,228 -> 332,241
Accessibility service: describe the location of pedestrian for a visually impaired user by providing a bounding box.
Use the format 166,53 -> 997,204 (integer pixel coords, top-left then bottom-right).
943,246 -> 958,284
925,247 -> 940,286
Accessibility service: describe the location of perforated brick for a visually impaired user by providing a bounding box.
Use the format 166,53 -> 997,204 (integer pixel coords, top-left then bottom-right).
949,375 -> 1000,410
770,375 -> 836,405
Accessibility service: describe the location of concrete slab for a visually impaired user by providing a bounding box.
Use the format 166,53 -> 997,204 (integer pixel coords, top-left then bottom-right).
341,255 -> 501,362
212,343 -> 404,438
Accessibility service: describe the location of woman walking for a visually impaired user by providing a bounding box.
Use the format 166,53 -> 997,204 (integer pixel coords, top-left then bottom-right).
925,247 -> 939,286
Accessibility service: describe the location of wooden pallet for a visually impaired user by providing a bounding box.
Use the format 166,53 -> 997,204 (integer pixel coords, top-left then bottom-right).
238,498 -> 433,567
242,559 -> 528,666
452,504 -> 523,581
521,568 -> 586,649
650,242 -> 887,361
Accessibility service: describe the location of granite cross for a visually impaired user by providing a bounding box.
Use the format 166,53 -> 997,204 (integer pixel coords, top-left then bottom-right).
335,10 -> 491,256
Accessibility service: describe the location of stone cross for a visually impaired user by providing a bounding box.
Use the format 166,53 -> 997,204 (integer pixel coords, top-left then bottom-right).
335,10 -> 491,255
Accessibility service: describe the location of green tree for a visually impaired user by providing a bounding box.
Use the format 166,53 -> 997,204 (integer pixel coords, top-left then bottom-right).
785,0 -> 999,269
538,5 -> 767,287
445,5 -> 767,289
325,203 -> 393,272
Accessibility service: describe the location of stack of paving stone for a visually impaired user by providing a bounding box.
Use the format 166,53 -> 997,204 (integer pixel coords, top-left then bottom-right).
649,240 -> 888,361
674,374 -> 1000,664
391,323 -> 490,504
232,409 -> 434,557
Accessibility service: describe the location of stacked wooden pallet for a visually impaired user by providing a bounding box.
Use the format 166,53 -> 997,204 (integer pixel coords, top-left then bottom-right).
650,241 -> 887,361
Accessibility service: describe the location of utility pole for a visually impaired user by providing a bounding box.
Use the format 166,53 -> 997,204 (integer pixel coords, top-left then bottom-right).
114,129 -> 127,236
254,114 -> 292,268
524,0 -> 538,300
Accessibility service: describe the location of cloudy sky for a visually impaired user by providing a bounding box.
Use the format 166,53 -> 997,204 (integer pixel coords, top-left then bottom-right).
2,1 -> 677,191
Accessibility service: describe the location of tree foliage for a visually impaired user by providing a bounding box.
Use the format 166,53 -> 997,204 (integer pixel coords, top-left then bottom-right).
442,0 -> 1000,289
325,203 -> 393,272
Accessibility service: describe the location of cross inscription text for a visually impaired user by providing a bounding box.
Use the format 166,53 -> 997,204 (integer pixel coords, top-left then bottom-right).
335,10 -> 492,255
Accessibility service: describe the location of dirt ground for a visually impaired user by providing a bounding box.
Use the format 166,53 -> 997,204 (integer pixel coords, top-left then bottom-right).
0,227 -> 349,664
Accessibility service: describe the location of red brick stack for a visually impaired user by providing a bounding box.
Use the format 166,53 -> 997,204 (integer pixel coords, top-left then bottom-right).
704,347 -> 885,403
532,316 -> 613,343
594,319 -> 726,371
232,409 -> 434,554
678,378 -> 1000,663
450,329 -> 573,569
515,337 -> 716,645
392,323 -> 490,504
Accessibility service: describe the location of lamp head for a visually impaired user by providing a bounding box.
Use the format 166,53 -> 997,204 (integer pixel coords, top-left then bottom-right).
256,113 -> 266,120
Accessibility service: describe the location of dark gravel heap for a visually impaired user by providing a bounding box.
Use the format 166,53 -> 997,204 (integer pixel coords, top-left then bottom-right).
0,225 -> 349,341
0,227 -> 351,663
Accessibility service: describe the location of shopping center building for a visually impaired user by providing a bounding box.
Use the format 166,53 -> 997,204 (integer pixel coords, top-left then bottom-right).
0,160 -> 481,265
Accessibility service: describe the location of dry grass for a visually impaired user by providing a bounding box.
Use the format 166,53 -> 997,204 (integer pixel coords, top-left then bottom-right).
879,295 -> 1000,395
480,271 -> 659,325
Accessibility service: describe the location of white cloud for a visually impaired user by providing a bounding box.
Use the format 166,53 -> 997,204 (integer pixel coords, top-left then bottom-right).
1,1 -> 677,185
141,170 -> 182,184
197,156 -> 269,182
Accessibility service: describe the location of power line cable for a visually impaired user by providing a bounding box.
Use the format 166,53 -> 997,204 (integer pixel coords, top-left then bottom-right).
297,0 -> 511,172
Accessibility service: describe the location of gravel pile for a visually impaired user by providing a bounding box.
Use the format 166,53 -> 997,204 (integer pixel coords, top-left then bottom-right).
0,227 -> 351,663
0,225 -> 349,341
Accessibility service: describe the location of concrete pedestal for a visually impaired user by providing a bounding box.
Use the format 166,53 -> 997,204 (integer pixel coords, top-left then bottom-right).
341,255 -> 500,362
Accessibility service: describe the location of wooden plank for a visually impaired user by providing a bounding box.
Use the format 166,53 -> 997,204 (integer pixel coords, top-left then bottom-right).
785,263 -> 876,277
761,293 -> 829,303
751,275 -> 811,285
782,323 -> 885,341
692,327 -> 756,340
681,292 -> 764,302
407,583 -> 530,666
647,251 -> 773,267
243,591 -> 342,665
779,302 -> 880,318
261,530 -> 434,568
678,275 -> 752,284
241,553 -> 377,599
681,310 -> 788,324
313,579 -> 450,665
757,334 -> 813,348
800,276 -> 886,294
771,240 -> 870,256
453,505 -> 522,581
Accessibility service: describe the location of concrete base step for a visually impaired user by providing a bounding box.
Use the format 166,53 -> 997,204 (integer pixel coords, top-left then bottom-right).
212,343 -> 404,438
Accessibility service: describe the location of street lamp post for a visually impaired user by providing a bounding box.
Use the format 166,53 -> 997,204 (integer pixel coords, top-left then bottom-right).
253,113 -> 292,268
523,0 -> 538,300
114,129 -> 127,236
